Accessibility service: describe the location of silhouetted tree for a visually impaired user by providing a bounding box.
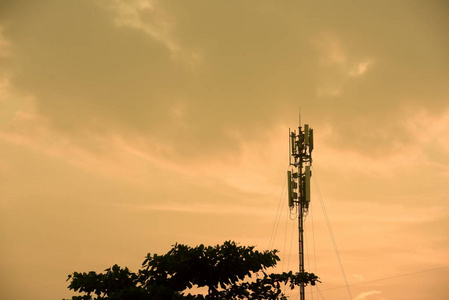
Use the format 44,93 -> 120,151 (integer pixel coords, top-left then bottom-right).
64,241 -> 319,300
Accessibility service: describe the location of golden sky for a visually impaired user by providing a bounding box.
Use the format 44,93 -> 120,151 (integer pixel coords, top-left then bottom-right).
1,1 -> 448,299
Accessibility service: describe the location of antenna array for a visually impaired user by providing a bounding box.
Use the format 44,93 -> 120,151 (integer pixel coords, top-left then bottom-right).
288,123 -> 314,300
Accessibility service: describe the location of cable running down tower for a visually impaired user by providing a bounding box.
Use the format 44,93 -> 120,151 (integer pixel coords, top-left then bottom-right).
288,123 -> 313,300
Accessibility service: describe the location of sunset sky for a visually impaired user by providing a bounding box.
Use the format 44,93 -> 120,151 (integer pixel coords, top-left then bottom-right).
1,1 -> 448,299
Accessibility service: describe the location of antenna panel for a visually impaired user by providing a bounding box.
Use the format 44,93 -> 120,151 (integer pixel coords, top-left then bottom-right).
287,171 -> 294,207
291,132 -> 296,154
304,124 -> 309,145
309,129 -> 314,151
305,166 -> 311,203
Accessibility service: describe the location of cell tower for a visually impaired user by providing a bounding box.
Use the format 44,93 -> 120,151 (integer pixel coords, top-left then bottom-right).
288,122 -> 313,300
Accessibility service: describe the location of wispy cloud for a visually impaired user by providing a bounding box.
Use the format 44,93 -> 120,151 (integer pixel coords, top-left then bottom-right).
312,32 -> 375,97
352,273 -> 367,281
353,290 -> 383,300
115,202 -> 274,216
350,60 -> 373,77
0,26 -> 12,58
109,0 -> 202,64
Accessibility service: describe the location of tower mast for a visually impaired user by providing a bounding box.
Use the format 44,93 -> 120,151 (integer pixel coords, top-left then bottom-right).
288,121 -> 313,300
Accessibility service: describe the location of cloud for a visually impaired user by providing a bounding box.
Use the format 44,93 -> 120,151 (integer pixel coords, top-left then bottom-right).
115,202 -> 274,216
110,0 -> 176,50
352,273 -> 366,281
2,0 -> 447,164
0,26 -> 12,58
107,0 -> 203,65
318,107 -> 449,175
314,33 -> 347,66
349,60 -> 372,77
313,32 -> 375,97
1,0 -> 282,158
3,0 -> 189,131
353,290 -> 383,300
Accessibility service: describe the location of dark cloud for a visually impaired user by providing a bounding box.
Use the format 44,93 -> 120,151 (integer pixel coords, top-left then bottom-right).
5,1 -> 187,130
1,0 -> 448,158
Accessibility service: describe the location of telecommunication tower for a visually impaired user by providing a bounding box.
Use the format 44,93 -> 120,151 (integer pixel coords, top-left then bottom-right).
288,122 -> 313,300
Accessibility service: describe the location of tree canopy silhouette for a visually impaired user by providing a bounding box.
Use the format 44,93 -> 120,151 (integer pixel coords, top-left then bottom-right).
64,241 -> 319,300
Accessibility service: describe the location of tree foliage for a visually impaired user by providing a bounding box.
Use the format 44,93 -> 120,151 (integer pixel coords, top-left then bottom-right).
65,241 -> 319,300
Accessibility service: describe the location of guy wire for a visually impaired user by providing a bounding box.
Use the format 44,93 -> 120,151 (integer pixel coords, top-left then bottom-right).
311,165 -> 353,300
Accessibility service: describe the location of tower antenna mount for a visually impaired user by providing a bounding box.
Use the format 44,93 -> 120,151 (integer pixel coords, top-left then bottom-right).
287,119 -> 314,300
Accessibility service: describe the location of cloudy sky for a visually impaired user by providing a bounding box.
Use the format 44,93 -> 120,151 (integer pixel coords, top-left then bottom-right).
1,1 -> 448,299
